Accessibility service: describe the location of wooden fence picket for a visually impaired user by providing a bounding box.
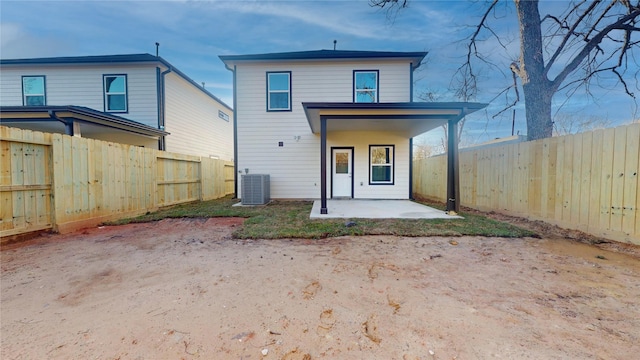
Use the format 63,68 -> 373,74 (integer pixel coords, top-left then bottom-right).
1,126 -> 233,242
414,123 -> 640,245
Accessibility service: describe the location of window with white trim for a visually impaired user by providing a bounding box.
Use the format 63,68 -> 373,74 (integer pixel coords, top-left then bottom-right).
103,74 -> 127,112
267,71 -> 291,111
354,70 -> 378,103
22,76 -> 46,106
369,145 -> 394,184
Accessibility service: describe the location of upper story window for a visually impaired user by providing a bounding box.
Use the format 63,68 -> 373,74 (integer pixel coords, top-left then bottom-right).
353,70 -> 379,103
218,110 -> 230,121
22,76 -> 46,106
267,71 -> 291,111
369,145 -> 394,185
103,74 -> 128,112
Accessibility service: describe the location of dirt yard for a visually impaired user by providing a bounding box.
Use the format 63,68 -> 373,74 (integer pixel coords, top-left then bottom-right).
1,218 -> 639,359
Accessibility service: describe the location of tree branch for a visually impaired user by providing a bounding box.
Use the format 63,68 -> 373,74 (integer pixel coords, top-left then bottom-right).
369,0 -> 409,21
369,0 -> 408,8
453,0 -> 500,100
584,0 -> 617,40
550,7 -> 640,93
544,0 -> 602,78
493,65 -> 521,118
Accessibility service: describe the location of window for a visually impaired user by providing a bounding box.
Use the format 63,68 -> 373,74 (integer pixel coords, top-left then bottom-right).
267,71 -> 291,111
335,152 -> 349,174
353,70 -> 378,103
369,145 -> 394,184
103,75 -> 127,112
218,110 -> 230,121
22,76 -> 46,106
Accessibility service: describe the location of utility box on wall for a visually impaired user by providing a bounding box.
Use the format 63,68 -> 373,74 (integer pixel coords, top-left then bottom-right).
241,174 -> 270,205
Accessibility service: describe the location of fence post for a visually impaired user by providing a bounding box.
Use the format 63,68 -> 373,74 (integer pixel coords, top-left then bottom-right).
199,157 -> 205,201
50,134 -> 64,232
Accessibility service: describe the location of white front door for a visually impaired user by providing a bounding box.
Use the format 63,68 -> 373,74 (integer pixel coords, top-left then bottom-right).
332,148 -> 353,198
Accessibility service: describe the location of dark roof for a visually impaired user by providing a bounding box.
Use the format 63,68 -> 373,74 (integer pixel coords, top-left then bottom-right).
302,102 -> 488,111
219,49 -> 428,69
0,105 -> 169,137
0,54 -> 232,110
0,53 -> 159,66
302,102 -> 488,137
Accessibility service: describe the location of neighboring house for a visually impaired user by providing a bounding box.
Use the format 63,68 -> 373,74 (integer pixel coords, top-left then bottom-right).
219,49 -> 486,213
0,54 -> 233,160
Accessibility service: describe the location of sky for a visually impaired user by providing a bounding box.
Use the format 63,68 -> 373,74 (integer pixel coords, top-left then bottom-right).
1,0 -> 638,149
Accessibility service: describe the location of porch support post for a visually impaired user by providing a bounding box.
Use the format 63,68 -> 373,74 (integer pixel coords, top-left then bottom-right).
446,118 -> 460,213
409,137 -> 414,200
320,116 -> 328,214
72,121 -> 81,137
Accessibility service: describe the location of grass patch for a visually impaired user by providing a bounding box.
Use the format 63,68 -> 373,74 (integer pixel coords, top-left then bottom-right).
108,196 -> 536,239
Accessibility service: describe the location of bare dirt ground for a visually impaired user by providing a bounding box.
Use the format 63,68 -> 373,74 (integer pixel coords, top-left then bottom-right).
2,218 -> 639,360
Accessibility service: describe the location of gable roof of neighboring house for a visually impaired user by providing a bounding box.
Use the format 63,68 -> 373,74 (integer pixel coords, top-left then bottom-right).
219,49 -> 428,70
0,105 -> 169,138
0,54 -> 232,110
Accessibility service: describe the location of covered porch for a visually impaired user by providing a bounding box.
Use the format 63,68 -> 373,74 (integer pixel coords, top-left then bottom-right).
0,105 -> 168,148
302,102 -> 487,215
310,199 -> 462,219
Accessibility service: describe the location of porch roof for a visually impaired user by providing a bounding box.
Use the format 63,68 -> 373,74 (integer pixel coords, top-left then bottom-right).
302,102 -> 488,137
0,105 -> 168,138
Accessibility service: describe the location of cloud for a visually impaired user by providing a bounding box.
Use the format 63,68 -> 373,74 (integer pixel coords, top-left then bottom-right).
209,1 -> 430,43
218,2 -> 380,39
2,0 -> 635,140
0,23 -> 72,59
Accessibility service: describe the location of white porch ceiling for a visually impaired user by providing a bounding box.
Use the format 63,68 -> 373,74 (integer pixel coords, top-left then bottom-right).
302,102 -> 488,138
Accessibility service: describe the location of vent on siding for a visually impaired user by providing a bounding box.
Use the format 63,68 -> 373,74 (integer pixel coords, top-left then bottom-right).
241,174 -> 270,205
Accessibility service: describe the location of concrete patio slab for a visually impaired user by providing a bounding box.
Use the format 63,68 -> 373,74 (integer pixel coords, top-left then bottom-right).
310,199 -> 462,219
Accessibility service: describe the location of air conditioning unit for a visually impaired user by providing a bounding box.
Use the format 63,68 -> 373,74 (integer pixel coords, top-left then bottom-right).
241,174 -> 270,205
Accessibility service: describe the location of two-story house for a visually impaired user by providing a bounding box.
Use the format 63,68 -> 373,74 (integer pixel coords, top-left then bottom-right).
0,54 -> 233,160
220,50 -> 486,214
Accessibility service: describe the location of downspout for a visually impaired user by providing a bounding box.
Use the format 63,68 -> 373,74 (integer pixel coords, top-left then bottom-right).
159,65 -> 173,151
48,110 -> 73,136
409,62 -> 414,103
155,67 -> 162,149
221,61 -> 239,198
232,65 -> 238,198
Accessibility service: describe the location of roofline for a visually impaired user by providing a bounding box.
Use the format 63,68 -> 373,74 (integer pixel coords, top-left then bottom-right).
301,102 -> 489,137
158,57 -> 233,111
301,102 -> 488,111
1,54 -> 232,111
0,53 -> 158,65
219,50 -> 428,70
0,105 -> 169,137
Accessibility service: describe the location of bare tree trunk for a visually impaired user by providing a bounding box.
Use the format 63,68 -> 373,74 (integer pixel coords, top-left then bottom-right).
374,0 -> 639,141
515,0 -> 553,140
523,86 -> 553,139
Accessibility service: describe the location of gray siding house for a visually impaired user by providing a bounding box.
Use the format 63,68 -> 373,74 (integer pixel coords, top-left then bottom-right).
1,54 -> 233,159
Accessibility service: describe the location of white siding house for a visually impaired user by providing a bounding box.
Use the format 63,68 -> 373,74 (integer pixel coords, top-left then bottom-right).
220,50 -> 487,213
164,72 -> 234,159
0,54 -> 233,159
